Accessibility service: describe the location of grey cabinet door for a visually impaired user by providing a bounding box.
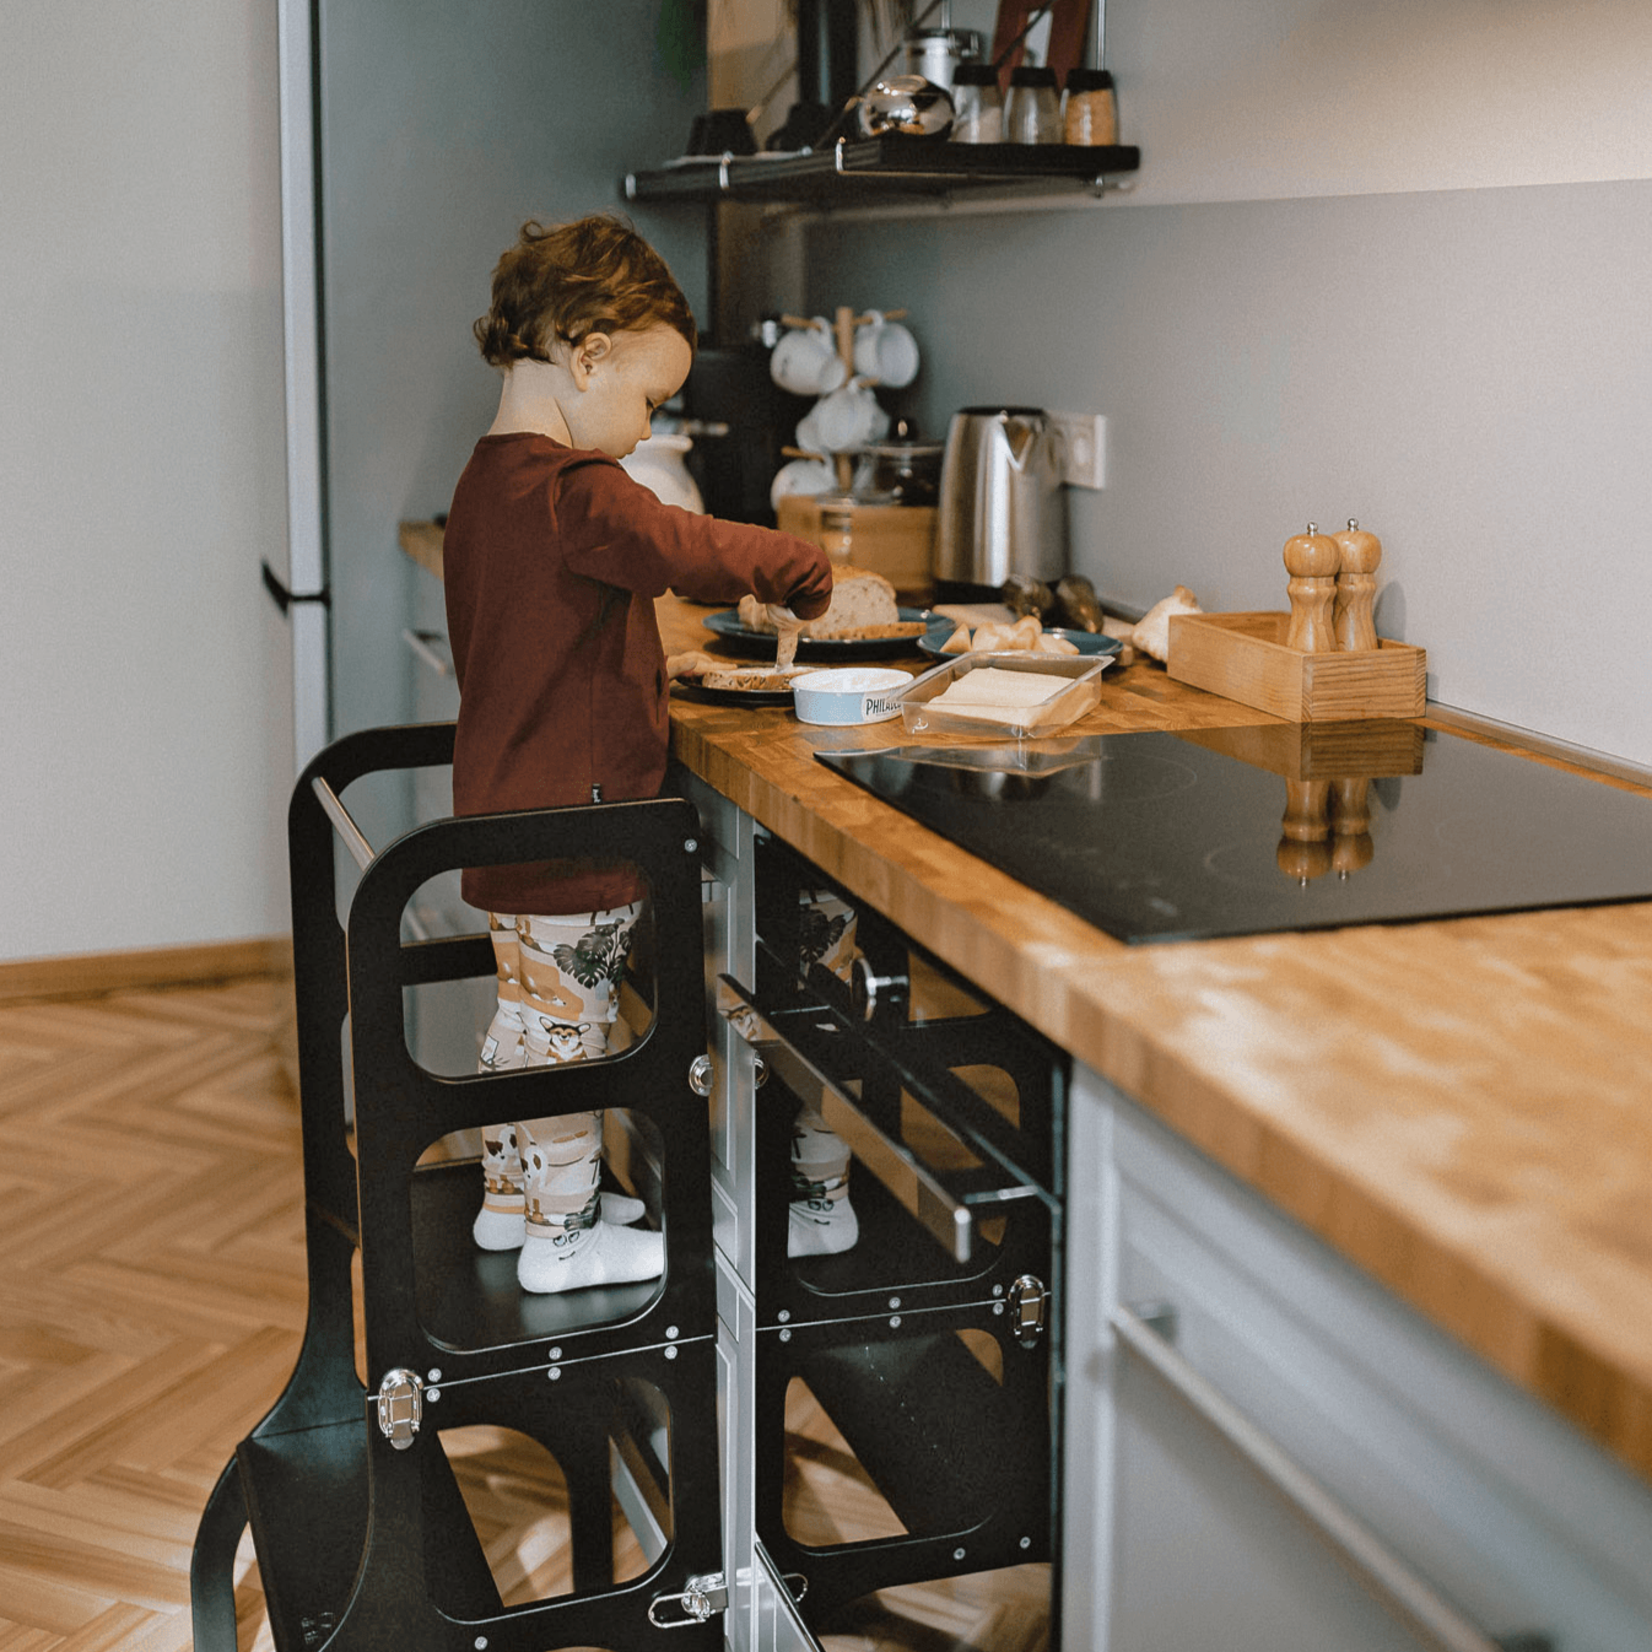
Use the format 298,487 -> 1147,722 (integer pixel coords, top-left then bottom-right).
1067,1063 -> 1652,1652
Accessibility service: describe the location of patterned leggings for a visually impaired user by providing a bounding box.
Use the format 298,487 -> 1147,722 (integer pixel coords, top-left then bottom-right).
476,897 -> 853,1236
475,904 -> 643,1241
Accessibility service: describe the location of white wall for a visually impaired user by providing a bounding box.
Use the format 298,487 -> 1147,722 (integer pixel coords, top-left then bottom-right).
0,2 -> 291,962
736,0 -> 1652,766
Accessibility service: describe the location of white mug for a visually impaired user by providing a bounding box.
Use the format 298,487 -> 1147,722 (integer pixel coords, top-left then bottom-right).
852,310 -> 921,389
769,456 -> 836,511
769,319 -> 848,397
799,380 -> 889,454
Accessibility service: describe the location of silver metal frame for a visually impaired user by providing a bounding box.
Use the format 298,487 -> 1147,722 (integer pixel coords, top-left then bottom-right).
276,0 -> 330,769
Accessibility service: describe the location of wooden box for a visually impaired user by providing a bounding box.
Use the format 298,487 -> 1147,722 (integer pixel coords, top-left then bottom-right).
1167,611 -> 1426,722
777,496 -> 935,595
1174,718 -> 1426,779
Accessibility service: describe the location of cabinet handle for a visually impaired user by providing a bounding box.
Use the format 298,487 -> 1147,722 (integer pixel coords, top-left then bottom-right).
1110,1303 -> 1552,1652
401,626 -> 453,677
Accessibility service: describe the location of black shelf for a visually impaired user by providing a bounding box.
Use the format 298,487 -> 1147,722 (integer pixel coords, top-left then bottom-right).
625,134 -> 1140,206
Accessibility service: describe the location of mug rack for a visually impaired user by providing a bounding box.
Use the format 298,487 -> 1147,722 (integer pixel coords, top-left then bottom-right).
779,305 -> 906,488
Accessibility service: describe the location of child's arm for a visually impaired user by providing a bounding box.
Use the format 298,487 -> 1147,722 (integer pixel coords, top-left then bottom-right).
560,459 -> 832,619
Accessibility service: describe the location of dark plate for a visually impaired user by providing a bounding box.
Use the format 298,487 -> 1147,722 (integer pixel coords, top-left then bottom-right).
671,679 -> 796,708
918,618 -> 1123,658
702,606 -> 931,660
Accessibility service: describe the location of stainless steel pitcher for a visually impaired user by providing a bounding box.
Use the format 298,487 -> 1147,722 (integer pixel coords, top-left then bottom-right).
935,406 -> 1067,588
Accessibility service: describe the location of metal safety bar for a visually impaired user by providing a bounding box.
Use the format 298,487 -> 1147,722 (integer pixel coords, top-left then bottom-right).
310,776 -> 375,871
721,973 -> 1039,1264
1110,1303 -> 1552,1652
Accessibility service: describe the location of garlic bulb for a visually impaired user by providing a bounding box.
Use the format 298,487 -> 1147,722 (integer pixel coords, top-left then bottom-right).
1130,585 -> 1202,663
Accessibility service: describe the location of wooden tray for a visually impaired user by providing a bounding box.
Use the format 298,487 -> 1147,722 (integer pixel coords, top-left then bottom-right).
1167,611 -> 1425,722
1175,718 -> 1426,780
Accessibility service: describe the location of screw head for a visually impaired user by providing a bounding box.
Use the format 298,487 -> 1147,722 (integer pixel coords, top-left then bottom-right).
685,838 -> 699,853
953,1547 -> 966,1561
548,1345 -> 562,1360
777,1309 -> 791,1323
425,1387 -> 441,1402
889,1315 -> 902,1328
665,1345 -> 678,1359
888,1296 -> 901,1310
427,1367 -> 442,1382
779,1327 -> 792,1342
548,1367 -> 562,1381
666,1325 -> 680,1340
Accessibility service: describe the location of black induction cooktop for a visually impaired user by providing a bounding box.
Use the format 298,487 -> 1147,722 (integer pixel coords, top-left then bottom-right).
815,722 -> 1652,944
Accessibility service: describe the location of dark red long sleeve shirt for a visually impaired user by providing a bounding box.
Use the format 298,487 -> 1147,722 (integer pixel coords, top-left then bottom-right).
443,432 -> 831,914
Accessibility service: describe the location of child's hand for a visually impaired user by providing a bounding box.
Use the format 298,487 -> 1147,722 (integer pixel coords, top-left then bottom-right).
768,605 -> 806,671
666,650 -> 719,681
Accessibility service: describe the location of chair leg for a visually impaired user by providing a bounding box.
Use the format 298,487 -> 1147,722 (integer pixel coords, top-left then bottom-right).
190,1454 -> 249,1652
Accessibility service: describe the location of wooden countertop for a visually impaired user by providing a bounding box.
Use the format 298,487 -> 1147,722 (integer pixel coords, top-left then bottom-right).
655,594 -> 1652,1484
399,521 -> 1652,1480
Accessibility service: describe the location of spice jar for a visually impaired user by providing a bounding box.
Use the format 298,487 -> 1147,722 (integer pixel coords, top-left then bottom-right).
948,61 -> 1004,143
1004,65 -> 1061,144
1062,66 -> 1118,146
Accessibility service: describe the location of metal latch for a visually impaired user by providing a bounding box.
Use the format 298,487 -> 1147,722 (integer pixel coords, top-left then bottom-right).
688,1053 -> 715,1097
1009,1274 -> 1049,1348
648,1571 -> 729,1628
375,1367 -> 423,1450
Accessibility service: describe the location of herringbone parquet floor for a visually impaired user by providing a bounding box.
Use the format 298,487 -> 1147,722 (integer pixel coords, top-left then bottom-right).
0,976 -> 304,1649
0,975 -> 1047,1651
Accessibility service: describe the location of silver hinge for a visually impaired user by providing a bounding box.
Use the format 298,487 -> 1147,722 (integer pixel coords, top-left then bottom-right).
648,1571 -> 729,1628
375,1367 -> 423,1450
1009,1274 -> 1049,1348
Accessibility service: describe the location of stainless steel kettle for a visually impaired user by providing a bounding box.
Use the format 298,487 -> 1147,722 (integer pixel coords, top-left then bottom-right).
935,406 -> 1067,589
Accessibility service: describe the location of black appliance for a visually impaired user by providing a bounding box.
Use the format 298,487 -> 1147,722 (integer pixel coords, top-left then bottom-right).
817,721 -> 1652,944
681,344 -> 787,525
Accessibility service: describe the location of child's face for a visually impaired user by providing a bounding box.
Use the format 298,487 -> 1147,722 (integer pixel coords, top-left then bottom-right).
563,324 -> 693,459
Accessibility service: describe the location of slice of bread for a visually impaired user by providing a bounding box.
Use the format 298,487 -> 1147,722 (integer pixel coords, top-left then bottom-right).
737,567 -> 900,639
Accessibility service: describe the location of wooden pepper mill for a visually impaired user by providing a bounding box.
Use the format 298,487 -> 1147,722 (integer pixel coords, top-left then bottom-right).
1276,778 -> 1333,883
1331,518 -> 1382,651
1282,523 -> 1340,653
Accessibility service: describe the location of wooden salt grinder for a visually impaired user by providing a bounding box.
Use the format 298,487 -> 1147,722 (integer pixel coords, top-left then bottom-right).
1329,776 -> 1375,877
1332,519 -> 1382,651
1283,523 -> 1340,654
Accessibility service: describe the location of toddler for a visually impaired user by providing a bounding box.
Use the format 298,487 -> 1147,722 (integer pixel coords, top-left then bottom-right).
443,214 -> 857,1293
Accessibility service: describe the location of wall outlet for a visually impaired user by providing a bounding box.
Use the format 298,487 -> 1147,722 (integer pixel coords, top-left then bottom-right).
1048,412 -> 1107,489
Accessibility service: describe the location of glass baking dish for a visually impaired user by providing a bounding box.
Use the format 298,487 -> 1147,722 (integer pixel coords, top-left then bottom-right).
897,652 -> 1113,737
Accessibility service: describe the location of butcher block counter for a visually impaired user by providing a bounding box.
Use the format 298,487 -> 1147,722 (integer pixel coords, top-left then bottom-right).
651,593 -> 1652,1487
398,509 -> 1652,1490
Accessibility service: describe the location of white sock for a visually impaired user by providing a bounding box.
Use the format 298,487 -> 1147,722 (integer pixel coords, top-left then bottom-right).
517,1115 -> 663,1293
788,1108 -> 857,1257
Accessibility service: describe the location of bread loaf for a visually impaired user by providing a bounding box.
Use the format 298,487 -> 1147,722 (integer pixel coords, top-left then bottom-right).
738,567 -> 900,639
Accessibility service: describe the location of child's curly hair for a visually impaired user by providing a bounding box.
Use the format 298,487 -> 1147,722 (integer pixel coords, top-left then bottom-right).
475,214 -> 697,366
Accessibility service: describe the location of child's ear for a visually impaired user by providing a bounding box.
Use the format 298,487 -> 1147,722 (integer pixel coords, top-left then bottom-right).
570,331 -> 613,387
